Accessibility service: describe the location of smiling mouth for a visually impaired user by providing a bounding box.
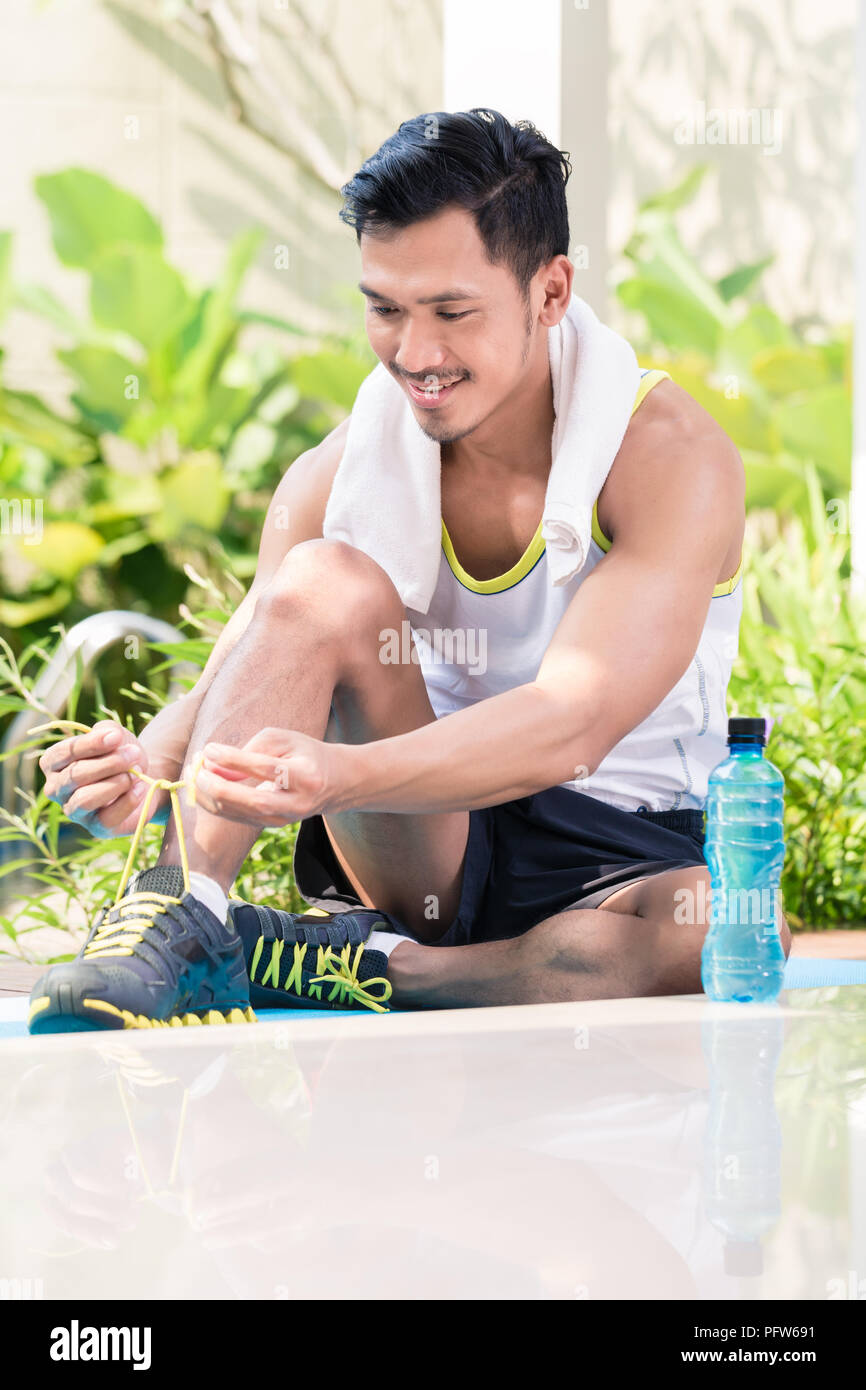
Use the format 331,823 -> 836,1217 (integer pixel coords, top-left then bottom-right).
404,377 -> 465,407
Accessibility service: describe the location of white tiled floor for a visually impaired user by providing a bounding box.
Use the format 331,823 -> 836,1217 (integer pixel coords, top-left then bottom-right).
1,986 -> 864,1300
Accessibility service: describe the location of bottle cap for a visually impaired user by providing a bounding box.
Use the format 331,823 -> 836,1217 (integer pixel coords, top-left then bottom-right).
728,716 -> 766,746
724,1238 -> 763,1277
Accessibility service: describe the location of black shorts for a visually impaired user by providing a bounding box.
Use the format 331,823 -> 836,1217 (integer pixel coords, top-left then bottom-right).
293,786 -> 707,948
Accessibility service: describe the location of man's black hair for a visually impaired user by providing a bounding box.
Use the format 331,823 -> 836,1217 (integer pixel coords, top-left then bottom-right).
339,108 -> 571,298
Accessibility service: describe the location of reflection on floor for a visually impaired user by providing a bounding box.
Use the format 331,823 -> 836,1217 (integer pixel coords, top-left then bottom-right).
1,986 -> 864,1300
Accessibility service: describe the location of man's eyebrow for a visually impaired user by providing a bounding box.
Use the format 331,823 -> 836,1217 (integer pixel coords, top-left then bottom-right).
358,283 -> 479,305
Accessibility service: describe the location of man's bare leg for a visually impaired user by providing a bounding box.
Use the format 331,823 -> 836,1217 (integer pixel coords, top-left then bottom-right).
155,539 -> 468,938
387,866 -> 793,1007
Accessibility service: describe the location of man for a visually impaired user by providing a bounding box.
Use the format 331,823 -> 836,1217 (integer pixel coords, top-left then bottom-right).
30,109 -> 791,1033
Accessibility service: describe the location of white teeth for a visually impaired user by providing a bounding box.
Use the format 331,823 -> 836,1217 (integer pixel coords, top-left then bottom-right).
408,379 -> 461,396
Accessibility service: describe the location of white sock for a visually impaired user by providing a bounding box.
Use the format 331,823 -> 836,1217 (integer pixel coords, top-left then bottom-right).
366,929 -> 410,959
188,871 -> 229,925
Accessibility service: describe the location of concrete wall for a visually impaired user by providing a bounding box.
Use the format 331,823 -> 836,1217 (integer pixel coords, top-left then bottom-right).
609,0 -> 857,328
0,0 -> 442,399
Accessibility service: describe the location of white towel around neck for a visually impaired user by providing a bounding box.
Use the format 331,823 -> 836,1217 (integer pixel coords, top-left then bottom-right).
322,294 -> 640,615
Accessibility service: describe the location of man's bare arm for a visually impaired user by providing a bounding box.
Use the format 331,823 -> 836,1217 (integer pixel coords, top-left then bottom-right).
323,409 -> 744,814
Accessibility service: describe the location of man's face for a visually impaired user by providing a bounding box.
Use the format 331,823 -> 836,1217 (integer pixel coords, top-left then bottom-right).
358,205 -> 539,444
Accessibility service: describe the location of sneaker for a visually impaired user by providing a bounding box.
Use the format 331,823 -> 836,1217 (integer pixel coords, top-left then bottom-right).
28,867 -> 255,1034
227,902 -> 400,1014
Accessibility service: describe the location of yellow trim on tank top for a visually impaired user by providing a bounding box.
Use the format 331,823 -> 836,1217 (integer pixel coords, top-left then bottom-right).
440,514 -> 546,593
589,369 -> 743,596
440,367 -> 741,598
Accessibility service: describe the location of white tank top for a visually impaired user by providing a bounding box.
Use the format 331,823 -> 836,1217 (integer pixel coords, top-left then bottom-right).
406,370 -> 743,813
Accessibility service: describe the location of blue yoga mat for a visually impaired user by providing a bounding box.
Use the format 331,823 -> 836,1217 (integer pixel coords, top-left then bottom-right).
2,958 -> 864,1039
777,956 -> 866,989
0,999 -> 375,1039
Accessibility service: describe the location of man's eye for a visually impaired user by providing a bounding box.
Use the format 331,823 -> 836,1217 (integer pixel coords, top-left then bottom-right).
369,306 -> 471,320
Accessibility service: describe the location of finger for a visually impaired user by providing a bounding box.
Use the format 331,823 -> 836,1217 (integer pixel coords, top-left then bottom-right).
54,745 -> 145,796
194,768 -> 294,825
39,736 -> 75,776
64,775 -> 144,820
39,722 -> 128,774
193,778 -> 261,822
202,745 -> 279,781
200,759 -> 254,784
41,728 -> 138,783
99,784 -> 155,832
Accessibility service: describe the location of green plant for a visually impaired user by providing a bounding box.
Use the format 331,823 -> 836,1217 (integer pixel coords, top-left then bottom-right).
730,464 -> 866,928
0,168 -> 375,647
616,165 -> 852,526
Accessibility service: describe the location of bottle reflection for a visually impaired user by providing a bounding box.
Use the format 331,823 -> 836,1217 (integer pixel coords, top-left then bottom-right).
701,1011 -> 785,1280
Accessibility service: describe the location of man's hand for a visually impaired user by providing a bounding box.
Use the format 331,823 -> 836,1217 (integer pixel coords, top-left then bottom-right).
193,728 -> 334,828
39,719 -> 162,838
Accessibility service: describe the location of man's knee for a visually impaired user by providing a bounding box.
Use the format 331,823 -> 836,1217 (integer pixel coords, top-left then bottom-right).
255,539 -> 402,638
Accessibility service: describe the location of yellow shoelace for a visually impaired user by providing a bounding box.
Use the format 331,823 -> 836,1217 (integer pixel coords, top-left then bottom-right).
249,935 -> 392,1013
29,719 -> 206,959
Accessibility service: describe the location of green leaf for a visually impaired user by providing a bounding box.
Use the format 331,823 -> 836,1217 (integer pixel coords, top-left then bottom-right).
617,278 -> 722,357
624,217 -> 730,325
57,345 -> 148,429
637,163 -> 711,214
289,350 -> 372,412
225,420 -> 277,473
0,587 -> 71,627
720,306 -> 791,373
716,256 -> 774,303
34,168 -> 162,270
12,280 -> 86,336
171,226 -> 264,397
0,387 -> 97,465
177,380 -> 253,452
155,452 -> 230,535
741,452 -> 811,515
236,308 -> 306,337
148,638 -> 215,670
89,246 -> 193,350
0,858 -> 41,881
95,530 -> 155,567
772,386 -> 852,488
16,520 -> 105,580
0,695 -> 33,716
751,345 -> 829,397
85,470 -> 163,523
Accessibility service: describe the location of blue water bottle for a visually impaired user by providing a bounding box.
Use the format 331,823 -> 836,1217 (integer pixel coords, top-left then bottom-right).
701,716 -> 786,1003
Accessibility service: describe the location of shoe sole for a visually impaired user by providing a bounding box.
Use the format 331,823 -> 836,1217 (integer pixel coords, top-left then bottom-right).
28,993 -> 256,1034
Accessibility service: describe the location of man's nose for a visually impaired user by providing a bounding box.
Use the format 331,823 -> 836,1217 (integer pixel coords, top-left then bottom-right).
394,318 -> 447,378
